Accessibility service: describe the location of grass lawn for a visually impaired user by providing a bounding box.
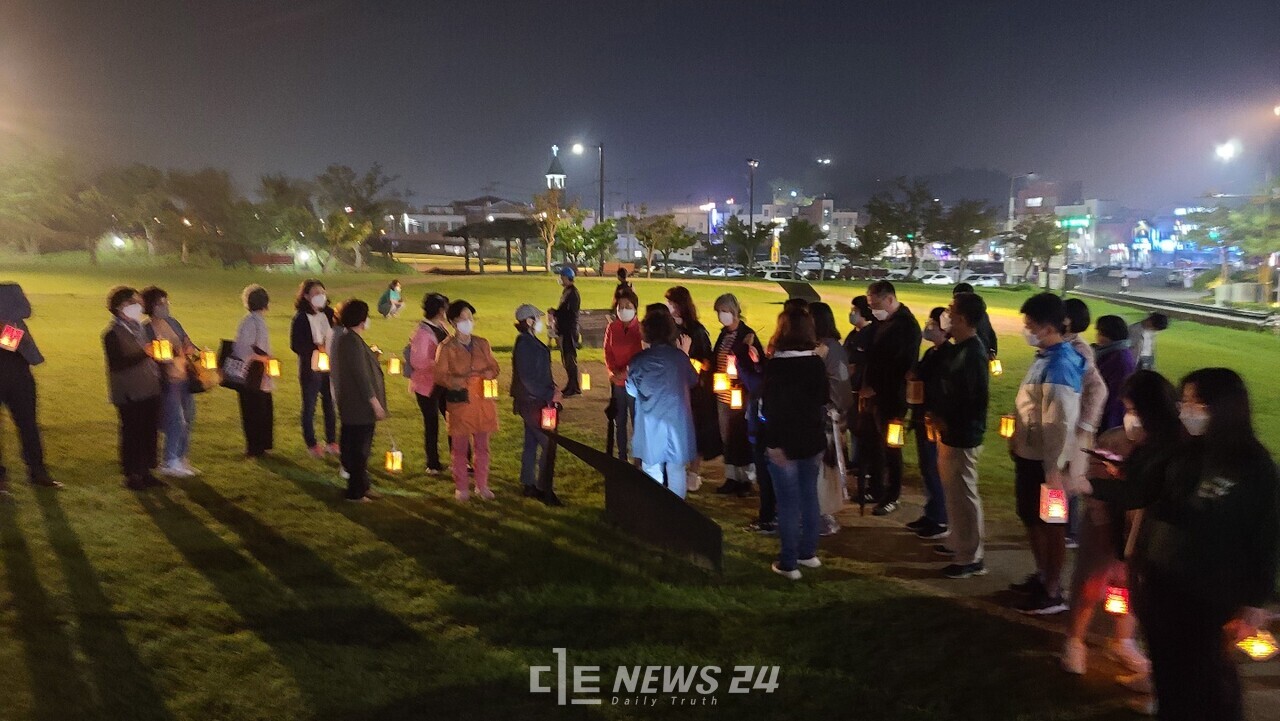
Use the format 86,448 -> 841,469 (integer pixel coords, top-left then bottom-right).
0,264 -> 1275,720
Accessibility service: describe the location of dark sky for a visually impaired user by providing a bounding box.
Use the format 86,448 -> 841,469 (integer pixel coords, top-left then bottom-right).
4,0 -> 1279,212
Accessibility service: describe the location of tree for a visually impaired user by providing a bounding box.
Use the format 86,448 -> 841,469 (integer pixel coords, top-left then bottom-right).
555,208 -> 590,267
777,217 -> 826,265
315,163 -> 408,270
720,215 -> 774,271
630,213 -> 677,277
835,223 -> 891,265
932,199 -> 998,277
659,226 -> 699,271
320,212 -> 373,273
583,218 -> 619,272
530,188 -> 574,271
1013,215 -> 1068,287
167,168 -> 254,264
0,155 -> 73,255
258,173 -> 321,254
863,177 -> 936,277
96,164 -> 169,257
1185,206 -> 1234,285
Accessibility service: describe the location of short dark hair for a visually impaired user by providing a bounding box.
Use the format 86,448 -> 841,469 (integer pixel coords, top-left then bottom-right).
782,298 -> 810,314
107,286 -> 138,314
1019,292 -> 1066,334
1063,298 -> 1091,334
140,286 -> 167,315
422,292 -> 449,319
641,303 -> 677,345
808,302 -> 839,341
851,295 -> 872,317
928,306 -> 946,323
951,292 -> 987,329
952,282 -> 975,295
771,309 -> 817,352
338,299 -> 369,328
868,280 -> 896,298
295,279 -> 325,312
446,299 -> 476,322
616,267 -> 628,281
242,284 -> 269,312
614,287 -> 639,311
1148,312 -> 1169,331
388,279 -> 401,290
1096,315 -> 1128,344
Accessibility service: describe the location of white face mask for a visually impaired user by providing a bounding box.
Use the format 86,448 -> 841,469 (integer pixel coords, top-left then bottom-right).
121,303 -> 144,322
361,319 -> 371,332
455,319 -> 475,336
848,311 -> 860,326
1022,328 -> 1041,347
1123,412 -> 1143,441
1180,409 -> 1210,436
533,319 -> 546,335
311,293 -> 327,309
718,311 -> 735,327
871,309 -> 889,321
939,311 -> 952,333
618,308 -> 636,323
923,324 -> 946,344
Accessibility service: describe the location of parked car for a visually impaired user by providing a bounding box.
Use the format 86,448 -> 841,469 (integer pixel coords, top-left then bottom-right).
1065,264 -> 1090,276
919,272 -> 953,285
884,271 -> 911,281
758,270 -> 798,281
677,266 -> 708,277
967,274 -> 1003,288
709,267 -> 744,278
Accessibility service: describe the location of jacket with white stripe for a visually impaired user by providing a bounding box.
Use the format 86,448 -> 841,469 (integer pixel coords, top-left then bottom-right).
1011,341 -> 1085,473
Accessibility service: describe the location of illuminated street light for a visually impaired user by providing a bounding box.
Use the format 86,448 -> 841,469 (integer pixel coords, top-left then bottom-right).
571,143 -> 585,155
1274,105 -> 1280,117
817,158 -> 832,165
111,235 -> 125,248
181,217 -> 192,227
1216,140 -> 1241,161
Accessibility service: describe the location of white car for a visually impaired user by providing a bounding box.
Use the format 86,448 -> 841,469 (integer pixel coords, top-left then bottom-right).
967,274 -> 1002,288
884,271 -> 911,281
677,266 -> 707,276
758,270 -> 798,281
708,267 -> 744,278
919,272 -> 953,285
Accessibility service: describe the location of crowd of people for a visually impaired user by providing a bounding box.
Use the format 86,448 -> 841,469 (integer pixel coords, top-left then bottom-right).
0,272 -> 1276,719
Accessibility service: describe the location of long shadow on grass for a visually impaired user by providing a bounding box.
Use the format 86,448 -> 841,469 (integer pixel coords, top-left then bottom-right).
34,492 -> 175,721
0,505 -> 96,721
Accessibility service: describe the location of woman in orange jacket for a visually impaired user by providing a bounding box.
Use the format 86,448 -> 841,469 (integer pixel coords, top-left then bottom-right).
435,299 -> 500,501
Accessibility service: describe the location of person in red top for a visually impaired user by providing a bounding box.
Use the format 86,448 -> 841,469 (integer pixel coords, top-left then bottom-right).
604,287 -> 643,460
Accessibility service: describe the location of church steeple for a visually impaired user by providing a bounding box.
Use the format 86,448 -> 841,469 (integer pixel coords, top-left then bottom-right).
545,144 -> 566,190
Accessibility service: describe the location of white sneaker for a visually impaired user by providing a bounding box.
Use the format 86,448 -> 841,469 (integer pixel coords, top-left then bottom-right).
158,463 -> 195,478
179,460 -> 201,476
686,472 -> 702,493
339,467 -> 350,481
798,556 -> 822,569
746,465 -> 757,483
771,562 -> 801,580
1107,639 -> 1151,674
1061,637 -> 1087,675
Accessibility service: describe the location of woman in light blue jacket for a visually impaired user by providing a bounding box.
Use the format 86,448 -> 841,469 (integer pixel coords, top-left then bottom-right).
626,304 -> 698,498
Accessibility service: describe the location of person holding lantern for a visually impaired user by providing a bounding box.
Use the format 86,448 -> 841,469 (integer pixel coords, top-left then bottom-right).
103,286 -> 164,490
626,304 -> 699,498
435,300 -> 500,501
932,292 -> 991,579
409,292 -> 451,475
859,280 -> 922,516
232,284 -> 276,459
511,303 -> 563,506
711,293 -> 762,497
1062,370 -> 1175,679
141,286 -> 200,478
1008,292 -> 1084,615
1086,368 -> 1278,720
666,286 -> 720,494
604,287 -> 642,461
904,306 -> 949,541
290,279 -> 338,460
760,307 -> 829,580
0,283 -> 58,492
329,299 -> 387,503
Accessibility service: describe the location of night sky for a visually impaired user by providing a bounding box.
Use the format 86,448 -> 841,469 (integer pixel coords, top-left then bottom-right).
4,0 -> 1278,211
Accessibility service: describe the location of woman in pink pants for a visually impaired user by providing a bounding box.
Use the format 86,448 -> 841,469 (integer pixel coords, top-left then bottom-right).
435,300 -> 500,501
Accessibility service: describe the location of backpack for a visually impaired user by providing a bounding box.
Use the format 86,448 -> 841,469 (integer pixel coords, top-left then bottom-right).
403,321 -> 432,376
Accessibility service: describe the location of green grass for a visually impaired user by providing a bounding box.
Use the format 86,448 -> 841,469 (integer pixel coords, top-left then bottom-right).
0,264 -> 1275,720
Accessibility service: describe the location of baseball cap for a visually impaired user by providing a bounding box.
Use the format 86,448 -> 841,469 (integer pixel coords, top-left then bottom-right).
558,266 -> 576,280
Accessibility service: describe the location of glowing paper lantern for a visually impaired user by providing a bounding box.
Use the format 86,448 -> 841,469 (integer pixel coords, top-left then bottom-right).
151,339 -> 174,361
387,357 -> 402,375
483,379 -> 499,399
886,419 -> 906,449
730,388 -> 743,409
384,449 -> 403,472
1104,586 -> 1129,615
906,380 -> 924,405
725,355 -> 738,378
267,359 -> 281,377
201,349 -> 218,370
312,350 -> 330,372
999,414 -> 1016,439
690,358 -> 704,374
989,359 -> 1004,376
1039,485 -> 1068,524
0,324 -> 24,352
924,415 -> 939,443
540,405 -> 559,431
580,372 -> 591,391
1237,631 -> 1279,661
713,373 -> 730,392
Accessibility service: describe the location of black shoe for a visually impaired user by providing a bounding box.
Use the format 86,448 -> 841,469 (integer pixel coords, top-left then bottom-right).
744,520 -> 778,535
561,389 -> 581,398
1009,573 -> 1044,594
426,465 -> 445,475
905,515 -> 930,531
933,544 -> 956,558
1018,589 -> 1069,615
915,523 -> 950,540
872,501 -> 899,516
715,480 -> 741,495
522,485 -> 542,499
28,475 -> 63,488
142,474 -> 169,489
541,491 -> 564,507
124,476 -> 148,491
943,561 -> 988,579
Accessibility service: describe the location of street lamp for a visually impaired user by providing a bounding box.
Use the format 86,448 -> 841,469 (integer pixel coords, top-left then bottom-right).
747,158 -> 759,241
1216,140 -> 1241,162
571,142 -> 605,228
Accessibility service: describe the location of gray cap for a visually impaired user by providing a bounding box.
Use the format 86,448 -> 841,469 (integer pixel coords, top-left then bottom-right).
514,303 -> 544,322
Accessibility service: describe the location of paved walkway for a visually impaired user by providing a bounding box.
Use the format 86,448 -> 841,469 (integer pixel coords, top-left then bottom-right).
823,486 -> 1280,719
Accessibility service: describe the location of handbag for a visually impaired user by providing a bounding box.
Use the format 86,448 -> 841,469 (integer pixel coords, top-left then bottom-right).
219,339 -> 264,391
444,387 -> 470,404
186,355 -> 220,394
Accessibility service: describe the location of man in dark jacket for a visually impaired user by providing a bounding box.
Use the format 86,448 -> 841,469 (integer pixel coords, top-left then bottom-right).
860,280 -> 922,515
953,282 -> 998,359
549,267 -> 582,396
934,292 -> 991,578
0,283 -> 58,492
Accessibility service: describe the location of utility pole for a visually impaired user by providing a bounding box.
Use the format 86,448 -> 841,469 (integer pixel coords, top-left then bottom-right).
747,158 -> 759,269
